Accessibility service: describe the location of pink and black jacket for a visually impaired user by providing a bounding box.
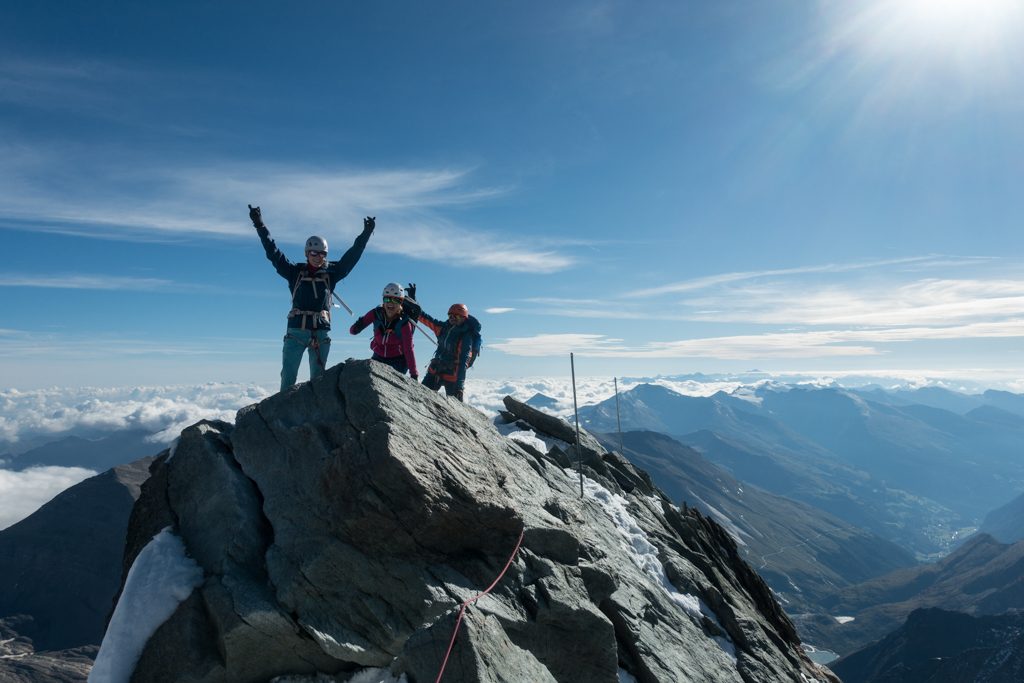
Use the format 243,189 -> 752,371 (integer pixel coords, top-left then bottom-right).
350,307 -> 418,379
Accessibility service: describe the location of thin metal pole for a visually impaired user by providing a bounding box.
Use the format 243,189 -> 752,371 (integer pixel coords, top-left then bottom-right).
571,353 -> 583,497
614,377 -> 624,455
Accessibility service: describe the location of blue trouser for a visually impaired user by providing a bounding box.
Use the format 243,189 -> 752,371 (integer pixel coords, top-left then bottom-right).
281,329 -> 331,391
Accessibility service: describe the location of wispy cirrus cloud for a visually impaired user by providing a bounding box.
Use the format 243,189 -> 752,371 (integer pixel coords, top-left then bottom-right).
0,274 -> 180,290
620,255 -> 950,298
492,319 -> 1024,360
0,149 -> 575,273
683,277 -> 1024,326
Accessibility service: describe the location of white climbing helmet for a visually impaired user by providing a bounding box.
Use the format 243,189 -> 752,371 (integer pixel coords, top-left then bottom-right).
382,282 -> 405,299
305,235 -> 328,255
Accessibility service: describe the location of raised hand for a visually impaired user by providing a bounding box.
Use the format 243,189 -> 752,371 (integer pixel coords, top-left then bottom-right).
248,204 -> 264,228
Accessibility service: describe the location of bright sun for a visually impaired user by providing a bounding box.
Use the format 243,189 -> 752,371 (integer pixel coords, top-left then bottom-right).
838,0 -> 1024,63
900,0 -> 1024,48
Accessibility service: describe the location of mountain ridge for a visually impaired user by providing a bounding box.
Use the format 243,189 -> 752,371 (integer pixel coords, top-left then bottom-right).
97,360 -> 838,682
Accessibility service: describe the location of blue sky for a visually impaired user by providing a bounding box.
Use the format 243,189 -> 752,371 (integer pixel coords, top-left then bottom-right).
2,0 -> 1024,390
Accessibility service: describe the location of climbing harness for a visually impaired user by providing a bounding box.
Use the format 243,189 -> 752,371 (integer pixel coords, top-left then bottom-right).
434,527 -> 525,683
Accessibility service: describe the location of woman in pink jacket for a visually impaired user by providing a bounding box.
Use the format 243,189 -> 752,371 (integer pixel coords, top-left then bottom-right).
349,282 -> 419,380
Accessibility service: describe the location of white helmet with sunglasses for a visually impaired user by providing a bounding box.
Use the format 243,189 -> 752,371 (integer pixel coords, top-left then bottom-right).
382,282 -> 405,300
305,235 -> 328,256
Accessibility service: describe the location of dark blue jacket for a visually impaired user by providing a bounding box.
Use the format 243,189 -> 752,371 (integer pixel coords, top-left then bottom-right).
419,313 -> 482,385
257,224 -> 372,330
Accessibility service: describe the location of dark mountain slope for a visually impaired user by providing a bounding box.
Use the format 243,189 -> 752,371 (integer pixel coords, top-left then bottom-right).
831,608 -> 1024,683
0,456 -> 155,651
596,430 -> 915,614
800,534 -> 1024,655
981,492 -> 1024,543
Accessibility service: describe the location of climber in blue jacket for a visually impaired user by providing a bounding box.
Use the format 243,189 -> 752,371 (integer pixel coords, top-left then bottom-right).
249,204 -> 374,391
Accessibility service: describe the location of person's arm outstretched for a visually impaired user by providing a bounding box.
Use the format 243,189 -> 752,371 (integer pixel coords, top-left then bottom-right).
329,216 -> 375,280
249,205 -> 294,279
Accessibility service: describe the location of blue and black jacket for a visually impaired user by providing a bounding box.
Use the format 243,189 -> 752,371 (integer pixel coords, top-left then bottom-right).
257,223 -> 372,331
419,313 -> 482,385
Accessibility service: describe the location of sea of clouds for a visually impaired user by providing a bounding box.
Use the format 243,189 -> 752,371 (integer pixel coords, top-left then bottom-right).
1,371 -> 1018,530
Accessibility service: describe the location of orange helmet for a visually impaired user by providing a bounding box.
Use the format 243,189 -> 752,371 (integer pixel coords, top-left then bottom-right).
448,303 -> 469,318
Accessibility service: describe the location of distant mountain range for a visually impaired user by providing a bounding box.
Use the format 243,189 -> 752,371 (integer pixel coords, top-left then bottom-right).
580,383 -> 1024,558
1,429 -> 159,472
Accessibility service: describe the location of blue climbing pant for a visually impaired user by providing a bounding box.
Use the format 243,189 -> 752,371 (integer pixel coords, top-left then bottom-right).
281,329 -> 331,391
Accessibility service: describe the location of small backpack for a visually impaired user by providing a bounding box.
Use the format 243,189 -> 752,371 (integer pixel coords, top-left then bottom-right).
465,314 -> 482,365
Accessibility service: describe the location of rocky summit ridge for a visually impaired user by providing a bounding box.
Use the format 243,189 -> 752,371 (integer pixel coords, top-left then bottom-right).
102,359 -> 837,682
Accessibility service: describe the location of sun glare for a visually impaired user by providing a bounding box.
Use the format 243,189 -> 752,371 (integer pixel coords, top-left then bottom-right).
899,0 -> 1024,49
816,0 -> 1024,100
850,0 -> 1024,59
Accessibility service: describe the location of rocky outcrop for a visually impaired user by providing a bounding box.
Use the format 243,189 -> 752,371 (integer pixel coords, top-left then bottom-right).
108,360 -> 837,682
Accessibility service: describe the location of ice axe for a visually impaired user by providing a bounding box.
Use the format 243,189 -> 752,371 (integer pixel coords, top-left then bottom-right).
331,291 -> 353,316
402,295 -> 438,346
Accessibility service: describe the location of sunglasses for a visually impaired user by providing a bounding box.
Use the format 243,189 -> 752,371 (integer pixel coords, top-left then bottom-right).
308,250 -> 326,257
383,297 -> 403,304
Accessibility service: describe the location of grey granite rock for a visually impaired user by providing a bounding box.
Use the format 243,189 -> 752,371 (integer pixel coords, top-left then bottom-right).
111,360 -> 837,683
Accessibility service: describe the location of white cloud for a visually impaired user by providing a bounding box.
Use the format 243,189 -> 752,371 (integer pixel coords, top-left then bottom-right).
0,274 -> 180,291
0,465 -> 97,530
464,375 -> 751,420
490,333 -> 631,357
485,307 -> 516,314
489,319 -> 1024,361
684,278 -> 1024,326
620,256 -> 937,298
0,383 -> 271,447
0,144 -> 575,273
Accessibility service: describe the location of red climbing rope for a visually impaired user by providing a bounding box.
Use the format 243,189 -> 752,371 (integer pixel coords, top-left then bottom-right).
434,527 -> 525,683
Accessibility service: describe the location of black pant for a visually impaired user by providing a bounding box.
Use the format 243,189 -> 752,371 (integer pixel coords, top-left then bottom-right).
372,354 -> 409,376
422,372 -> 463,401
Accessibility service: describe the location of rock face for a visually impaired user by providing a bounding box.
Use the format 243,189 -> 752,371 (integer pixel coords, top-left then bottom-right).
591,429 -> 914,615
112,360 -> 837,682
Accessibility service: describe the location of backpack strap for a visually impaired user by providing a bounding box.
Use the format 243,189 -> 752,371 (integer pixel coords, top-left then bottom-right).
289,269 -> 333,318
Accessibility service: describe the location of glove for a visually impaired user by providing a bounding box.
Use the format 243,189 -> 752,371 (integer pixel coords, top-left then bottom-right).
406,282 -> 417,301
467,353 -> 476,369
402,299 -> 421,321
363,216 -> 376,234
350,318 -> 370,335
248,204 -> 264,228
